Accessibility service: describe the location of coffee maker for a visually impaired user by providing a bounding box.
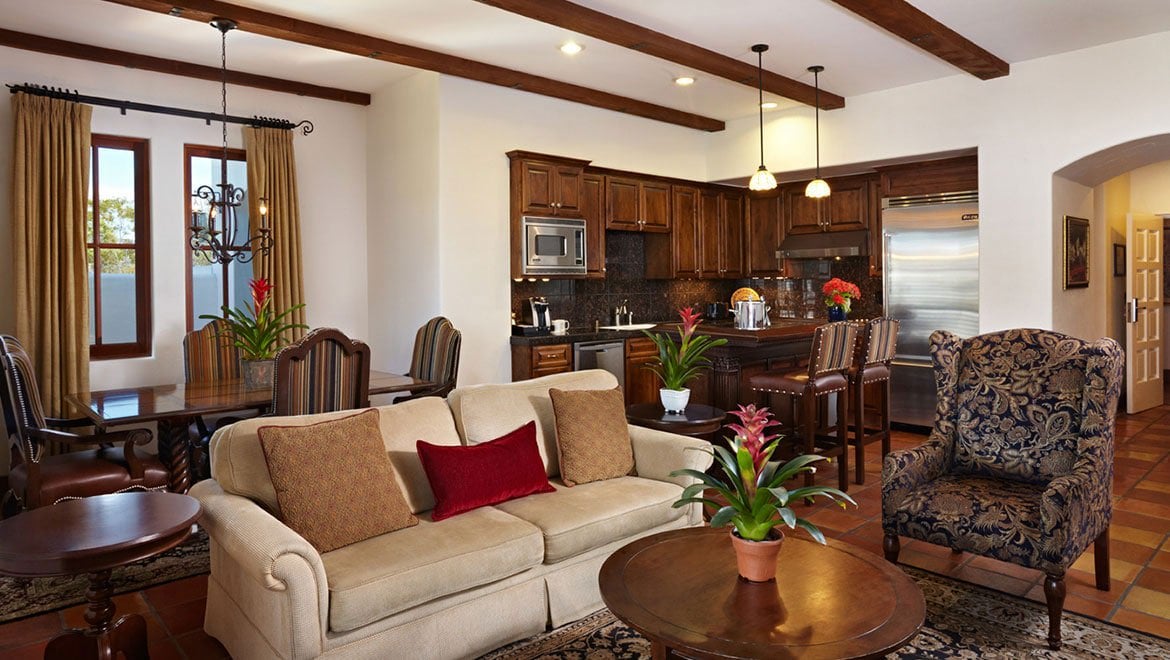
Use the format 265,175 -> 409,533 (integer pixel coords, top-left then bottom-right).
527,297 -> 552,330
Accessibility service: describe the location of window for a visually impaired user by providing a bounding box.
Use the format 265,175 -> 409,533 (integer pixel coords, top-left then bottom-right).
185,145 -> 251,331
87,135 -> 152,359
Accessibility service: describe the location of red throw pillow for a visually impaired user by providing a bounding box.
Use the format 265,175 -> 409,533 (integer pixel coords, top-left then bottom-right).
417,420 -> 555,521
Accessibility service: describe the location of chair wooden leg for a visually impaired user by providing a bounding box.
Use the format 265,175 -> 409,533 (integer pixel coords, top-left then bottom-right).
1094,529 -> 1111,590
883,533 -> 900,562
1043,572 -> 1066,650
880,379 -> 892,457
802,393 -> 817,491
853,378 -> 865,485
835,390 -> 848,492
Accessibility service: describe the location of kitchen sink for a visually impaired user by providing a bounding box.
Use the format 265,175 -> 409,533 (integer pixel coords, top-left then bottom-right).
598,323 -> 657,331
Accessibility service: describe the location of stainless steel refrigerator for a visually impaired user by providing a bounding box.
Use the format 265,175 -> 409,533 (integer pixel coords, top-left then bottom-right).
882,192 -> 979,427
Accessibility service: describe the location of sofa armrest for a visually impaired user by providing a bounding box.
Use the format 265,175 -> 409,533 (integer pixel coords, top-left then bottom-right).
1041,452 -> 1112,570
190,479 -> 330,659
629,425 -> 713,526
881,432 -> 951,529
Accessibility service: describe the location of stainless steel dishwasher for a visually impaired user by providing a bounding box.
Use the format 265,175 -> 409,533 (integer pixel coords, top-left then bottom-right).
573,340 -> 625,389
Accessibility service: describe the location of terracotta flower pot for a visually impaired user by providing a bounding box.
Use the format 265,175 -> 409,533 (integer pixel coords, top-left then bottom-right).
730,529 -> 784,582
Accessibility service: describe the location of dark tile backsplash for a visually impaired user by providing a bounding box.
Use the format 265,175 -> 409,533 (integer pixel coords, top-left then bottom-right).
511,231 -> 883,329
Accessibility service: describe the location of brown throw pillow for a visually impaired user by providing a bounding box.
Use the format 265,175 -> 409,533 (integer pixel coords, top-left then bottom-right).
548,387 -> 634,486
258,409 -> 417,553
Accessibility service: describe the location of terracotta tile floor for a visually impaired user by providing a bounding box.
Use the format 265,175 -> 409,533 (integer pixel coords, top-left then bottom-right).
6,402 -> 1170,655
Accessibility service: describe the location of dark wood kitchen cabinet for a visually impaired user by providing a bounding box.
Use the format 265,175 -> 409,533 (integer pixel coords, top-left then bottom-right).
783,174 -> 874,235
699,188 -> 744,278
509,152 -> 587,217
511,343 -> 573,381
746,190 -> 786,277
624,337 -> 660,406
581,173 -> 606,278
645,185 -> 700,278
606,175 -> 671,232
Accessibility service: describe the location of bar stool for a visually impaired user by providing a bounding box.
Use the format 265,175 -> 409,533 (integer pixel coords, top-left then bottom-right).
749,321 -> 859,492
848,317 -> 900,485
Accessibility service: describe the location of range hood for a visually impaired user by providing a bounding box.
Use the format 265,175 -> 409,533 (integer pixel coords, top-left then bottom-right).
776,230 -> 869,260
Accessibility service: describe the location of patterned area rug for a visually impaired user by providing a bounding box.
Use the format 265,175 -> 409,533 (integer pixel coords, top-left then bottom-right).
482,567 -> 1170,659
0,527 -> 209,623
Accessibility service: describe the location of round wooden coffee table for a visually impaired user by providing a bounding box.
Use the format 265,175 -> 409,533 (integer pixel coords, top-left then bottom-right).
625,403 -> 726,439
600,527 -> 924,659
0,491 -> 202,660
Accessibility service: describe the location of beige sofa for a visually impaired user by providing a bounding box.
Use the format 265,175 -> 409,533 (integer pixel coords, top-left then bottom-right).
190,370 -> 712,659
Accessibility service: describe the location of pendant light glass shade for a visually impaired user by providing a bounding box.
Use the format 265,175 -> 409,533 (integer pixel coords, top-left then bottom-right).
805,177 -> 830,198
804,65 -> 831,199
750,166 -> 778,192
749,44 -> 777,191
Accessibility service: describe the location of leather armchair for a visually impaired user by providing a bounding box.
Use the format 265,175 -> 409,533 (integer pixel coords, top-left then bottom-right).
882,328 -> 1122,650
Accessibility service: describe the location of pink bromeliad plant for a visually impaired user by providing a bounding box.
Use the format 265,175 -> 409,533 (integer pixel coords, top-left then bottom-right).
200,278 -> 307,360
671,404 -> 855,542
641,306 -> 727,391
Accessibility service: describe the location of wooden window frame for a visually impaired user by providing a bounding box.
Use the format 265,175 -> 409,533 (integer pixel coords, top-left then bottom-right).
88,134 -> 152,360
184,144 -> 248,332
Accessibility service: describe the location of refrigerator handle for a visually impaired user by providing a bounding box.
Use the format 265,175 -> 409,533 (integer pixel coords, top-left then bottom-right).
1127,298 -> 1139,324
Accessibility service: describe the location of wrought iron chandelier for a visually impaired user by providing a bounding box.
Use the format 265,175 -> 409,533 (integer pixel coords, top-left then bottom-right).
189,18 -> 272,265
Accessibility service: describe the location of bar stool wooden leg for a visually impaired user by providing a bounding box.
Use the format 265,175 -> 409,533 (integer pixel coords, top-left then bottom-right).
802,392 -> 817,491
880,378 -> 893,457
853,378 -> 866,485
835,389 -> 848,492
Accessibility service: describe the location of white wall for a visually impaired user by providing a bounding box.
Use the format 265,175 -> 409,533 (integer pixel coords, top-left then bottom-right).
364,75 -> 711,385
706,31 -> 1170,339
0,47 -> 369,390
1050,176 -> 1099,339
1097,175 -> 1130,349
366,72 -> 441,375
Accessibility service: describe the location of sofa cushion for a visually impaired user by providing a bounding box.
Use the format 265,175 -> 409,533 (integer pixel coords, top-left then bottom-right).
320,506 -> 543,633
417,420 -> 555,521
494,476 -> 685,563
549,387 -> 634,486
211,397 -> 461,515
258,409 -> 418,553
447,370 -> 619,477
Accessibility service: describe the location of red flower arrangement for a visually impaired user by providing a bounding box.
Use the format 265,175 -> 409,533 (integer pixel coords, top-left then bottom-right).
822,277 -> 861,313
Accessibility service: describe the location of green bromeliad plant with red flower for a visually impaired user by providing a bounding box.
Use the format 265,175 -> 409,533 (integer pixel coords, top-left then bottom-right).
642,306 -> 728,391
822,277 -> 861,314
670,404 -> 855,543
200,278 -> 307,360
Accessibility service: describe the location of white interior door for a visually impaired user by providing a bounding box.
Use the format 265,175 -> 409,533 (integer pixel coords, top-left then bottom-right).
1126,212 -> 1163,414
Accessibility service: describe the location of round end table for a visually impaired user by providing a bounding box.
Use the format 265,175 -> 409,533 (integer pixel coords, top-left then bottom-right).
625,403 -> 725,439
0,491 -> 202,660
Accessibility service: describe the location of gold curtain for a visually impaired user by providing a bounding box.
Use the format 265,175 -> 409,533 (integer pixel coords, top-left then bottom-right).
244,126 -> 305,340
12,93 -> 93,418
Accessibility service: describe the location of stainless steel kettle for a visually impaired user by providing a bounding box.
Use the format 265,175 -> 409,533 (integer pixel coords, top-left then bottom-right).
734,300 -> 771,331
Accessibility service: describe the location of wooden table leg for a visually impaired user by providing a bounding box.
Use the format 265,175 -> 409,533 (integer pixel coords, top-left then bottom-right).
45,570 -> 149,660
157,418 -> 192,494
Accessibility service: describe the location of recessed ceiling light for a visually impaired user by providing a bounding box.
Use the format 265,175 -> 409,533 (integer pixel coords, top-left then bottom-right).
674,76 -> 695,86
760,101 -> 778,110
559,41 -> 584,56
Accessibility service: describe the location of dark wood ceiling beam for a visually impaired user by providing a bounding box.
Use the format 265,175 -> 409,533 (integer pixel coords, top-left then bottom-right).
101,0 -> 726,131
475,0 -> 844,110
0,27 -> 370,105
828,0 -> 1009,79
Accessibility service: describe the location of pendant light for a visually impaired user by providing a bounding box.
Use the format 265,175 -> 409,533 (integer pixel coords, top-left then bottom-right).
748,44 -> 777,192
188,18 -> 273,265
804,65 -> 831,199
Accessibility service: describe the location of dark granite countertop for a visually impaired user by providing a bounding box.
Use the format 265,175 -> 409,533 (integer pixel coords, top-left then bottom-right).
510,324 -> 668,346
510,317 -> 823,346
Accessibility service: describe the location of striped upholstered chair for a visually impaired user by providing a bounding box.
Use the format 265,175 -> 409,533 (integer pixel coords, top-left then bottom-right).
749,321 -> 860,492
847,317 -> 900,485
183,318 -> 243,442
395,316 -> 462,403
272,327 -> 372,416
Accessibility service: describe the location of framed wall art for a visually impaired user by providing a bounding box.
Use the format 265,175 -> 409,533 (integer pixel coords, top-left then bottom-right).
1063,215 -> 1089,289
1113,243 -> 1125,277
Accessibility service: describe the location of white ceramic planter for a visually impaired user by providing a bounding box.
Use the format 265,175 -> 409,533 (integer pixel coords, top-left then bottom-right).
659,387 -> 691,413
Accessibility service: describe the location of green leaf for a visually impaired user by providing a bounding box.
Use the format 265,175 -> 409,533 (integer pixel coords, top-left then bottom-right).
766,486 -> 790,507
779,507 -> 797,529
709,505 -> 738,528
679,483 -> 707,500
796,519 -> 827,545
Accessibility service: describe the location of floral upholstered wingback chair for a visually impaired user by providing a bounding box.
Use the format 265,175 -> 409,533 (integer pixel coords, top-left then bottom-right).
882,328 -> 1123,651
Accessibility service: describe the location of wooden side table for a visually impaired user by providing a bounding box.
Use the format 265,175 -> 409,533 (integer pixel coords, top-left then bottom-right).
600,527 -> 924,659
625,403 -> 726,439
0,492 -> 202,660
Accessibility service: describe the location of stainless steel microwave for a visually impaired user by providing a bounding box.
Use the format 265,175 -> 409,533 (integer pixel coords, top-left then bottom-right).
522,216 -> 586,275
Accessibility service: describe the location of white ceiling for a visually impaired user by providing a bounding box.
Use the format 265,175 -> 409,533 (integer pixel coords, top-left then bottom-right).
5,0 -> 1170,122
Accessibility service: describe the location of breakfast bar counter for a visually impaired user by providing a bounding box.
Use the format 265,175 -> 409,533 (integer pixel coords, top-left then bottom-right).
697,319 -> 819,413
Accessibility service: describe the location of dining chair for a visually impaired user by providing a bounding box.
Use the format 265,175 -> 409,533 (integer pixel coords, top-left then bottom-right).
847,317 -> 899,485
395,316 -> 462,403
0,335 -> 169,517
183,318 -> 244,439
272,327 -> 372,416
748,321 -> 860,492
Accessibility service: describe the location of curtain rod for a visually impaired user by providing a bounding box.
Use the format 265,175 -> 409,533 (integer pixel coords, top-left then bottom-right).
7,83 -> 314,135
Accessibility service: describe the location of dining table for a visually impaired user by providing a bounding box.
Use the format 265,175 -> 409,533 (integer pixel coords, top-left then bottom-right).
66,370 -> 434,494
